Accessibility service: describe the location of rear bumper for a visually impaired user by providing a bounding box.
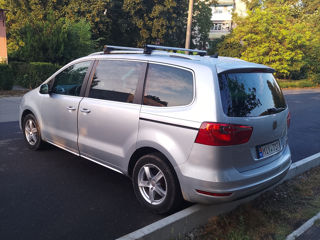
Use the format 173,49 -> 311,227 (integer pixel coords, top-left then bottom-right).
177,145 -> 291,204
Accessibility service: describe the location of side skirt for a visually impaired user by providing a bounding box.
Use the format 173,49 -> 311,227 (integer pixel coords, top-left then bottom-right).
45,140 -> 124,175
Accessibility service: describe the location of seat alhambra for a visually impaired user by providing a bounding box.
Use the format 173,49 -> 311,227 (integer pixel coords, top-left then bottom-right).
20,45 -> 291,213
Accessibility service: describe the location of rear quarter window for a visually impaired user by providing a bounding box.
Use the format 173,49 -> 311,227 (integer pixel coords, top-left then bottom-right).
143,64 -> 194,107
218,72 -> 286,117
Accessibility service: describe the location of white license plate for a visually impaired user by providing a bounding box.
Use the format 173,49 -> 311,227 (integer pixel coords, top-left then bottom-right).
257,140 -> 281,159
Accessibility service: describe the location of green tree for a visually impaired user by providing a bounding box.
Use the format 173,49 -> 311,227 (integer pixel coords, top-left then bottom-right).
102,0 -> 139,47
10,14 -> 94,64
192,0 -> 215,49
0,0 -> 96,64
61,0 -> 111,47
216,3 -> 311,79
123,0 -> 187,46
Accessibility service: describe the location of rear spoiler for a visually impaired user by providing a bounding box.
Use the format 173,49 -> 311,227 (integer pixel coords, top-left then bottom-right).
216,62 -> 275,74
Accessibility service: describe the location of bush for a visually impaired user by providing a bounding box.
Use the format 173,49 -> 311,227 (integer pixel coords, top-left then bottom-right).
10,62 -> 60,89
0,64 -> 14,90
309,73 -> 320,85
277,79 -> 317,89
9,15 -> 95,65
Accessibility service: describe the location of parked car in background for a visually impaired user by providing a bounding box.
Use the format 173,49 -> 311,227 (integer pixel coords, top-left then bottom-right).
19,45 -> 291,214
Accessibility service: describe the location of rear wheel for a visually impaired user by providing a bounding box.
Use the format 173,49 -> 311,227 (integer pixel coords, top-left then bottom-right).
132,153 -> 183,214
23,114 -> 44,150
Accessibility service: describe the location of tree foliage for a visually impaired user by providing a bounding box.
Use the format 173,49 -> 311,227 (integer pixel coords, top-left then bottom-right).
0,0 -> 96,64
0,0 -> 215,62
9,15 -> 94,64
215,0 -> 319,80
123,0 -> 187,46
192,0 -> 217,49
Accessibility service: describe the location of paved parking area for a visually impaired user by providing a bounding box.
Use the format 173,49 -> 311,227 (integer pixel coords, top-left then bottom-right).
0,121 -> 165,240
0,88 -> 319,239
284,89 -> 320,161
0,97 -> 21,123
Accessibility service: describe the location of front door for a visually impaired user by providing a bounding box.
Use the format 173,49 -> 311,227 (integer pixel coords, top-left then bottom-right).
40,61 -> 92,153
78,59 -> 146,170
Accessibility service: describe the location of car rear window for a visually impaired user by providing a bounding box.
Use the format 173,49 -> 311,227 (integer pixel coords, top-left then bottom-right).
218,72 -> 286,117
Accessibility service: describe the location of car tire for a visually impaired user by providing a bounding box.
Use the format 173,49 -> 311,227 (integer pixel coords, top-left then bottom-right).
132,153 -> 183,214
22,114 -> 45,150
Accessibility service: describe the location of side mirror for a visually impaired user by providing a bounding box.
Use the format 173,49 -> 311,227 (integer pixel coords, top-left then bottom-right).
39,83 -> 49,94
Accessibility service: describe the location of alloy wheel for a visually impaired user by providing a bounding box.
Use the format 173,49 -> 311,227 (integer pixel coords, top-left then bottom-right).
137,164 -> 167,205
24,119 -> 38,146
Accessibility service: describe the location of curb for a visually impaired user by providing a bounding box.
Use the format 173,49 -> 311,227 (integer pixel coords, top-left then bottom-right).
284,152 -> 320,181
117,152 -> 320,240
286,211 -> 320,240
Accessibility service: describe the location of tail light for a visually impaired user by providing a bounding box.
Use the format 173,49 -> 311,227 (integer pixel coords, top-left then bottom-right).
287,112 -> 291,129
195,122 -> 253,146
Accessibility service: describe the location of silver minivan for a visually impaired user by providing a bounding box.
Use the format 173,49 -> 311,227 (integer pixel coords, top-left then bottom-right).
19,45 -> 291,214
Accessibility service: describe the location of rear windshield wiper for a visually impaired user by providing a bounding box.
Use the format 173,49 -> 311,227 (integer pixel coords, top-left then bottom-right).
260,107 -> 286,116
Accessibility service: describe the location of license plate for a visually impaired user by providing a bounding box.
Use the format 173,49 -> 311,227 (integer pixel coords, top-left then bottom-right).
257,140 -> 281,159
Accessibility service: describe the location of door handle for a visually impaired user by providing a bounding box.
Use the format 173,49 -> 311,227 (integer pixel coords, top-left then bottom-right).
80,108 -> 91,114
67,106 -> 76,111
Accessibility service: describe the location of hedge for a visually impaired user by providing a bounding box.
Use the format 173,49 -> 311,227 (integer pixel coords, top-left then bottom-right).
0,64 -> 14,90
10,62 -> 60,89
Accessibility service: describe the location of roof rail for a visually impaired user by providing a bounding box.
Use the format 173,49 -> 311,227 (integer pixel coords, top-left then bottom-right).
210,53 -> 219,58
103,45 -> 143,54
143,44 -> 207,56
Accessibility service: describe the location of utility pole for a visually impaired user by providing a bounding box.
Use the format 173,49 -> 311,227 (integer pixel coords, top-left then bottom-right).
0,9 -> 8,64
185,0 -> 194,52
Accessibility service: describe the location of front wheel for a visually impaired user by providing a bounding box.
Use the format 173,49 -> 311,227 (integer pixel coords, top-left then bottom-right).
22,114 -> 44,150
132,153 -> 183,214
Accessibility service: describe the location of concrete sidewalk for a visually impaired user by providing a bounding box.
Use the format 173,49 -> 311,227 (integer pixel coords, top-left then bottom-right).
0,97 -> 21,123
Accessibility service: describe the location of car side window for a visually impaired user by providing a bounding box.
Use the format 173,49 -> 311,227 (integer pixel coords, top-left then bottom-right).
51,61 -> 91,96
88,60 -> 145,103
143,64 -> 194,107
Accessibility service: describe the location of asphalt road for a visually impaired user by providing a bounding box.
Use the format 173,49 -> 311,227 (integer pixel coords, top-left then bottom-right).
0,89 -> 319,239
0,122 -> 164,240
285,89 -> 320,161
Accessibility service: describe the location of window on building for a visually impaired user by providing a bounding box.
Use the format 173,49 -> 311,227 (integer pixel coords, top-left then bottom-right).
211,23 -> 230,32
212,23 -> 222,31
213,9 -> 223,14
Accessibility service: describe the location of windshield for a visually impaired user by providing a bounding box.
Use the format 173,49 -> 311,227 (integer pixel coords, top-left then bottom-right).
218,72 -> 286,117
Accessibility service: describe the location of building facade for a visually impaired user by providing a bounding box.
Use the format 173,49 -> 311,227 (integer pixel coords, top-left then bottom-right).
0,9 -> 8,64
209,0 -> 246,40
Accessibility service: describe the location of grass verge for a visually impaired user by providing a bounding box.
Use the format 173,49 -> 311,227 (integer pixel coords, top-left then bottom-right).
278,79 -> 319,89
185,166 -> 320,240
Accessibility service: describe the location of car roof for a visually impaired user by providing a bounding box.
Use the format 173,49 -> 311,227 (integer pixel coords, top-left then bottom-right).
81,51 -> 275,74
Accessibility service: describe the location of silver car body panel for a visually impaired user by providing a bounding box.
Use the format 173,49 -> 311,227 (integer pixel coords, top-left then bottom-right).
19,52 -> 291,204
215,58 -> 275,74
78,98 -> 141,173
40,94 -> 82,153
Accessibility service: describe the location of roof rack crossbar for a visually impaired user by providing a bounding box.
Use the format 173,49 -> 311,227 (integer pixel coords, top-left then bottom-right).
103,45 -> 143,54
144,44 -> 207,56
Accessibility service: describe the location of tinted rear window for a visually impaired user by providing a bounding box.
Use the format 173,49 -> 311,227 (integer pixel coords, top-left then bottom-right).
218,72 -> 286,117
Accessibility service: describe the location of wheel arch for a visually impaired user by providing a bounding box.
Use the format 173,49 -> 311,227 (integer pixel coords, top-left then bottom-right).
20,109 -> 35,128
21,109 -> 34,121
128,147 -> 178,180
